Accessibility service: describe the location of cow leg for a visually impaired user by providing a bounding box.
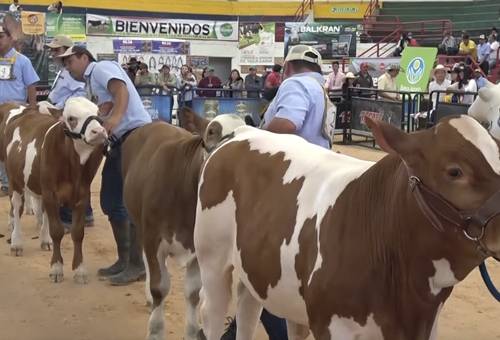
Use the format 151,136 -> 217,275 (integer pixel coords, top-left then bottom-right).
71,202 -> 88,284
199,265 -> 233,340
184,257 -> 203,340
235,282 -> 262,340
287,321 -> 310,340
146,240 -> 170,340
32,197 -> 51,251
10,191 -> 24,256
46,200 -> 65,283
24,192 -> 34,215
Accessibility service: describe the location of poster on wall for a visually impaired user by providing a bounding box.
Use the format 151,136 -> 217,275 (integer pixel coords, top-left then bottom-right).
239,23 -> 275,65
20,11 -> 45,35
87,14 -> 238,41
117,53 -> 186,76
397,47 -> 438,93
112,39 -> 189,55
46,13 -> 86,41
284,22 -> 359,60
187,56 -> 209,69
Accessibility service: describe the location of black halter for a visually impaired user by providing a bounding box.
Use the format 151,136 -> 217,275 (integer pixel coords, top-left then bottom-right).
63,115 -> 103,142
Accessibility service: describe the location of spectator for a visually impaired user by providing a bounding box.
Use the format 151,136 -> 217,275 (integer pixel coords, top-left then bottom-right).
325,60 -> 345,92
447,65 -> 477,104
428,64 -> 451,109
178,64 -> 197,108
459,33 -> 477,63
264,64 -> 282,89
342,72 -> 357,98
197,66 -> 222,97
134,63 -> 156,87
0,24 -> 39,196
439,31 -> 457,55
393,32 -> 408,57
407,32 -> 419,47
223,69 -> 244,98
261,65 -> 273,88
125,57 -> 139,83
490,27 -> 498,41
477,34 -> 491,74
377,64 -> 400,101
201,67 -> 208,79
488,34 -> 499,70
244,66 -> 262,98
9,0 -> 20,13
473,68 -> 488,90
353,62 -> 374,97
157,65 -> 178,93
47,1 -> 63,14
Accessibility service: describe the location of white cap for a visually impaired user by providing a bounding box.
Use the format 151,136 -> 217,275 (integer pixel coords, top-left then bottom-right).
285,45 -> 322,66
345,72 -> 356,79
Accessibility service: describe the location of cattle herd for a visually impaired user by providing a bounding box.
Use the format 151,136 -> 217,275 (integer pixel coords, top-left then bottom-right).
0,96 -> 499,340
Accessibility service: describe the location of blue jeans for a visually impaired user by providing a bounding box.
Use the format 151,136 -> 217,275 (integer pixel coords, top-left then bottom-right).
0,161 -> 9,189
260,309 -> 288,340
100,144 -> 128,223
59,202 -> 93,224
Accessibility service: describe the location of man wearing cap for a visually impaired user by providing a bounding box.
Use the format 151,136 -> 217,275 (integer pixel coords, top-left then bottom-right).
0,25 -> 39,196
197,66 -> 222,97
46,35 -> 94,229
262,44 -> 330,149
477,34 -> 491,74
244,66 -> 262,99
377,64 -> 400,101
428,64 -> 451,109
59,45 -> 152,285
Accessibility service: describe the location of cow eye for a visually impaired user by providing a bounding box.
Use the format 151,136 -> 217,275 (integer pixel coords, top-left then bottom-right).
68,116 -> 76,122
447,167 -> 463,179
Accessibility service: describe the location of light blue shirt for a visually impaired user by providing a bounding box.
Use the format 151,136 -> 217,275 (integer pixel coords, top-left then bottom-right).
48,68 -> 86,108
0,48 -> 39,104
263,71 -> 329,149
84,61 -> 152,139
476,76 -> 488,90
478,42 -> 491,63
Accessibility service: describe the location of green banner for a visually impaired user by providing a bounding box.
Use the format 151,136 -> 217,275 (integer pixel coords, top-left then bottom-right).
46,13 -> 86,41
397,47 -> 437,93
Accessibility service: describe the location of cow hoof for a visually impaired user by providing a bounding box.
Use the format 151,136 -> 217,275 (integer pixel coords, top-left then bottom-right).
40,242 -> 52,251
10,246 -> 23,256
49,263 -> 64,283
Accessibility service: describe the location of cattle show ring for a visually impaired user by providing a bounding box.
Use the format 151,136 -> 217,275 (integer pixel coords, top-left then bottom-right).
0,0 -> 499,339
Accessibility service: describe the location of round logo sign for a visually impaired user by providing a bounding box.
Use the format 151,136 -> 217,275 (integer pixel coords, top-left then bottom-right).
219,23 -> 234,37
406,57 -> 425,85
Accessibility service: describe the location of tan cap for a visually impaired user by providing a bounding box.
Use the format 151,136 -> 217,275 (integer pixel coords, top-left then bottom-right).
345,72 -> 356,79
285,44 -> 322,66
46,35 -> 73,49
55,45 -> 96,62
433,64 -> 447,72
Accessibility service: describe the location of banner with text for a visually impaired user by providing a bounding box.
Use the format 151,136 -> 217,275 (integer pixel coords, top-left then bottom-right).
117,53 -> 186,76
87,14 -> 238,41
46,13 -> 86,41
284,22 -> 360,60
239,23 -> 275,65
20,11 -> 45,35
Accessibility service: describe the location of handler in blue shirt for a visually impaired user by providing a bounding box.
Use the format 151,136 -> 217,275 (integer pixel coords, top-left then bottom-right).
0,25 -> 39,195
46,35 -> 94,228
59,46 -> 152,285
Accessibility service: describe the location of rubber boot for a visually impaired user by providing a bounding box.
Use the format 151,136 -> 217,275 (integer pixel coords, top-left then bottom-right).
97,220 -> 129,277
109,222 -> 145,286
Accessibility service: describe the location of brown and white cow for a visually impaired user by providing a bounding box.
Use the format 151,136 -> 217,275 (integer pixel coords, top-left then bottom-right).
121,108 -> 245,340
194,115 -> 500,340
0,97 -> 106,284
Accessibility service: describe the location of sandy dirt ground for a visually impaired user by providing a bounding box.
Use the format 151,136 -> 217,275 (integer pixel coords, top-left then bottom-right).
0,144 -> 499,340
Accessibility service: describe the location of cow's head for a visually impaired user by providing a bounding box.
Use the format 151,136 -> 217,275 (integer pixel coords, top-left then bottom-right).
50,97 -> 108,146
367,115 -> 500,258
178,107 -> 246,152
468,81 -> 500,139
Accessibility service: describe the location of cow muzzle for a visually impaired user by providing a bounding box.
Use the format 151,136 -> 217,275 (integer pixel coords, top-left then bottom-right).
409,175 -> 500,258
63,115 -> 106,145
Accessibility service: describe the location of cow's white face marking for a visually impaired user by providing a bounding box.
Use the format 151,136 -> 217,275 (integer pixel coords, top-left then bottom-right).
6,106 -> 25,125
328,313 -> 384,340
23,139 -> 37,187
428,258 -> 459,296
62,97 -> 107,146
209,114 -> 246,141
449,116 -> 500,175
7,127 -> 21,156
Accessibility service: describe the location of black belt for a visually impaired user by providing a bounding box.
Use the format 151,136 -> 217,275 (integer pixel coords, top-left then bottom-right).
104,128 -> 138,156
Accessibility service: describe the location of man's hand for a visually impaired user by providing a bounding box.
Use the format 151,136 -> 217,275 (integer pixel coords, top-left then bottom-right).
103,115 -> 120,135
98,101 -> 114,116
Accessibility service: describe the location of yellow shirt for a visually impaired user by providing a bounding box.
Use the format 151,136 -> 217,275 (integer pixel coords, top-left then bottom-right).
459,40 -> 477,61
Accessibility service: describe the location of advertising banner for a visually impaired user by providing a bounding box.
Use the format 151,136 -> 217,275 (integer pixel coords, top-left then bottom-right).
113,39 -> 189,54
46,13 -> 86,41
285,22 -> 359,60
313,2 -> 370,20
117,53 -> 186,75
87,14 -> 238,41
351,97 -> 403,136
192,98 -> 265,125
20,11 -> 45,35
239,23 -> 275,65
397,47 -> 438,93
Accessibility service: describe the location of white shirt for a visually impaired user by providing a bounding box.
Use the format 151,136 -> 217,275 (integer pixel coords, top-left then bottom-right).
9,3 -> 19,12
489,41 -> 499,64
429,79 -> 451,109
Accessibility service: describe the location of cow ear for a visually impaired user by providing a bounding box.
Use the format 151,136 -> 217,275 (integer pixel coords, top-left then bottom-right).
48,108 -> 64,120
178,107 -> 209,135
365,116 -> 414,156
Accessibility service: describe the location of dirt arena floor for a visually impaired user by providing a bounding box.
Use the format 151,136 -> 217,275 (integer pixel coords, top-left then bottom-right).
0,144 -> 499,340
